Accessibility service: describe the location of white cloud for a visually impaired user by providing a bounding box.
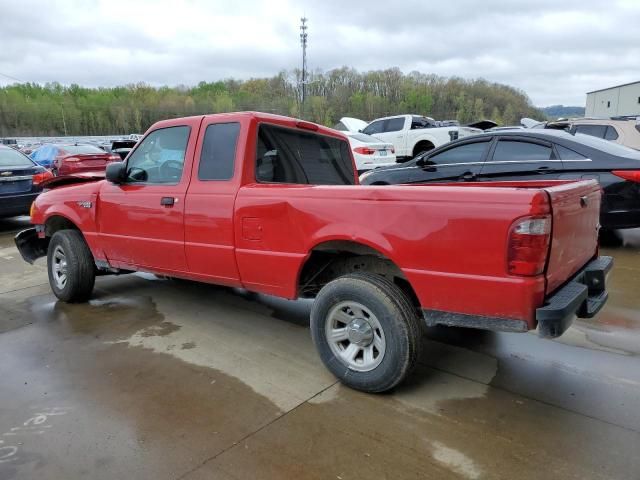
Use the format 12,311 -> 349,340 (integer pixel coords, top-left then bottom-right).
0,0 -> 639,106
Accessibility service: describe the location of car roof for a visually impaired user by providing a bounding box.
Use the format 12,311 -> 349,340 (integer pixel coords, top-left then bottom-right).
477,129 -> 578,140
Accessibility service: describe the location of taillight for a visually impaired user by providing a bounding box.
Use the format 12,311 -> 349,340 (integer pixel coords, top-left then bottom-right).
507,215 -> 551,276
64,156 -> 80,162
612,170 -> 640,183
108,155 -> 120,162
32,170 -> 53,185
354,147 -> 376,155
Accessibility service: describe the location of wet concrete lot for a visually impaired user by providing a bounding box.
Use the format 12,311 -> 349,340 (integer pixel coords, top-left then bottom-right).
1,217 -> 639,479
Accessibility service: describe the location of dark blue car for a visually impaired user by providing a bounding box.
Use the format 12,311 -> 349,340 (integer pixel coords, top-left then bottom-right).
0,145 -> 52,218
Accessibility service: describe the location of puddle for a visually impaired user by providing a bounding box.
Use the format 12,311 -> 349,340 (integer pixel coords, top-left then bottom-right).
26,295 -> 170,340
0,321 -> 282,480
430,441 -> 481,479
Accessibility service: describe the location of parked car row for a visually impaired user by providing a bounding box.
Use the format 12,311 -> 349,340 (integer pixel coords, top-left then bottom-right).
360,129 -> 640,229
0,145 -> 52,218
535,116 -> 640,150
29,144 -> 121,176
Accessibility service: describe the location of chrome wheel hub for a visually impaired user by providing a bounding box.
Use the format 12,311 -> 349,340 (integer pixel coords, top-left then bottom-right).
51,245 -> 68,290
347,318 -> 374,346
326,301 -> 386,372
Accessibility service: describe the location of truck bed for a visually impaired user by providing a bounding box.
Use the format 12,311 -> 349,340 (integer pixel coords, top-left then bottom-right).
234,179 -> 601,328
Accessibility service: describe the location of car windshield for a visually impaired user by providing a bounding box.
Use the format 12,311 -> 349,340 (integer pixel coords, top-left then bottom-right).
61,145 -> 105,155
0,147 -> 33,167
573,133 -> 640,159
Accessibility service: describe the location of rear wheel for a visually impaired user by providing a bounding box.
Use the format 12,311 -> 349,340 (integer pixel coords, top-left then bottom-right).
311,273 -> 422,392
413,141 -> 435,157
47,230 -> 96,302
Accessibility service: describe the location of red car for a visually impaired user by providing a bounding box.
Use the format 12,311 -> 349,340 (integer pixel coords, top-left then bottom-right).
16,112 -> 611,393
31,143 -> 120,176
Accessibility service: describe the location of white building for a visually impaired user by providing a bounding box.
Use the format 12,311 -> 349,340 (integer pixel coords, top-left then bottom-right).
586,81 -> 640,117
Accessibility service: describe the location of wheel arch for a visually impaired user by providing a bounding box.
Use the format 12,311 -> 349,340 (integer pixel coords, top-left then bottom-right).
44,214 -> 80,237
297,239 -> 420,308
412,138 -> 436,157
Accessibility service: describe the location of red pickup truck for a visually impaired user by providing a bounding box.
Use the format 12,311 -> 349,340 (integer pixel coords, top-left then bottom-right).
16,112 -> 612,393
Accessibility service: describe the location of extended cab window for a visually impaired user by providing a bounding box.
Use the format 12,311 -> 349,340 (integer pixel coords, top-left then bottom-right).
427,140 -> 490,165
125,126 -> 190,184
256,124 -> 354,185
198,122 -> 240,180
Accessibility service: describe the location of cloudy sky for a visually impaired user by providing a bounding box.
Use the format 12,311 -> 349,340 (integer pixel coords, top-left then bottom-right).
0,0 -> 638,107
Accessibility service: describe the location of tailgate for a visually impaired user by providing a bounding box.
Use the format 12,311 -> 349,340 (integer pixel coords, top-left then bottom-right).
545,180 -> 601,294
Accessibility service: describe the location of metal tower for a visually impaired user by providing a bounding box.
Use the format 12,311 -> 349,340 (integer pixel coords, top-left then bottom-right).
300,17 -> 308,118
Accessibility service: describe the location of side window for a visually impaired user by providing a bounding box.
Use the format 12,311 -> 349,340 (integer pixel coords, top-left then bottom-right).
492,140 -> 552,162
255,124 -> 354,185
427,140 -> 490,165
574,124 -> 607,139
362,120 -> 384,135
384,117 -> 405,132
556,145 -> 587,160
198,123 -> 240,181
125,126 -> 190,184
604,126 -> 619,141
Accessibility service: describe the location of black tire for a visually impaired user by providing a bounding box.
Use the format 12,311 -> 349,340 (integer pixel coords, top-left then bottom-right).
47,229 -> 96,303
310,273 -> 422,393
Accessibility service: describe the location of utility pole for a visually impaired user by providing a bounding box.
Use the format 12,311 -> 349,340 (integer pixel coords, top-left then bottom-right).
60,105 -> 68,136
299,16 -> 308,118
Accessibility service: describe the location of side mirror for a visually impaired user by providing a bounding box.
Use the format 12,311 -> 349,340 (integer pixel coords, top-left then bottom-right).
106,162 -> 126,184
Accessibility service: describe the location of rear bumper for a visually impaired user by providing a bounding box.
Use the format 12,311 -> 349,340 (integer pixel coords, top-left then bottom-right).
536,256 -> 613,338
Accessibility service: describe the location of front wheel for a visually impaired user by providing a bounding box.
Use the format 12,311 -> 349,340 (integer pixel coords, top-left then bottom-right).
47,230 -> 96,302
310,273 -> 422,393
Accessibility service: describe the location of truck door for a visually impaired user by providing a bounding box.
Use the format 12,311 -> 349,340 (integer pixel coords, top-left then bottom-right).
183,119 -> 243,285
363,117 -> 408,156
98,120 -> 199,272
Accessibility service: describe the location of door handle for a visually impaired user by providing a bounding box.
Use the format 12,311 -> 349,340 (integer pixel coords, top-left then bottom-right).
461,172 -> 476,181
161,197 -> 175,206
537,166 -> 555,174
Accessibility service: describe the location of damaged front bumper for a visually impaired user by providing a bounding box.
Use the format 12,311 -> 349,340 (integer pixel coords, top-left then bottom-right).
14,227 -> 49,264
536,256 -> 613,338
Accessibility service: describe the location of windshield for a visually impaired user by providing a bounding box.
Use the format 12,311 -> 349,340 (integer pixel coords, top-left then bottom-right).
61,145 -> 105,155
574,133 -> 640,159
0,147 -> 34,167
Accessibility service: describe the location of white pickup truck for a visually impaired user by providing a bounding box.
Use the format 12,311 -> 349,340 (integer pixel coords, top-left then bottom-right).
362,114 -> 481,160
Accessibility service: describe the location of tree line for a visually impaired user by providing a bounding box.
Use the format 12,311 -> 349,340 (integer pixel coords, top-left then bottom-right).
0,67 -> 543,137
